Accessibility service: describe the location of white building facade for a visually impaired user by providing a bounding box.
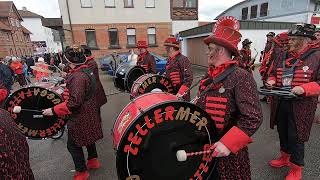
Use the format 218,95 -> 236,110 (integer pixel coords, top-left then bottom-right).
19,8 -> 62,54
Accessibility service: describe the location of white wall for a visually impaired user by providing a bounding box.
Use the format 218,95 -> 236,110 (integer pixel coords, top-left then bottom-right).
172,20 -> 199,35
58,0 -> 171,24
21,18 -> 62,53
264,13 -> 311,23
181,29 -> 287,64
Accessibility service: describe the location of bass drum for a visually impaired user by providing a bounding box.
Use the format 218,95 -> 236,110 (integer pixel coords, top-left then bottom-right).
4,86 -> 68,139
112,92 -> 218,180
130,74 -> 175,99
114,64 -> 146,92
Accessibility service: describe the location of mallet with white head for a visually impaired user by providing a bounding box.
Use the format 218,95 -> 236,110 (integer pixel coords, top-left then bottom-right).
13,106 -> 43,113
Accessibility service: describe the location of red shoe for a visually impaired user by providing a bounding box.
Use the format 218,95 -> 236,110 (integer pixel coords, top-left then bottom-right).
285,162 -> 303,180
73,171 -> 89,180
269,151 -> 290,168
86,158 -> 101,169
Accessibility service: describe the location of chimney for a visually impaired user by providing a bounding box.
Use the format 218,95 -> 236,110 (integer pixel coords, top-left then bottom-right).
22,7 -> 27,11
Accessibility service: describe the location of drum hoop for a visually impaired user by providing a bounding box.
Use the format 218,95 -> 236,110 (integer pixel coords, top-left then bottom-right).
136,75 -> 173,95
4,86 -> 67,139
112,92 -> 175,144
130,73 -> 153,94
125,66 -> 146,91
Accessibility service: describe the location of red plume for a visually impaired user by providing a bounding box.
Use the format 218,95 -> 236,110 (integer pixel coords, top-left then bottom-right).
213,16 -> 240,33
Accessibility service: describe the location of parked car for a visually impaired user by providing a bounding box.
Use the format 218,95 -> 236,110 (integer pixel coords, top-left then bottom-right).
100,52 -> 167,76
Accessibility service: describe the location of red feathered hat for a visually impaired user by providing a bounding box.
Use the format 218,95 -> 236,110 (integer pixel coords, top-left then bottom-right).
273,32 -> 289,46
137,41 -> 148,48
203,16 -> 242,56
164,37 -> 180,48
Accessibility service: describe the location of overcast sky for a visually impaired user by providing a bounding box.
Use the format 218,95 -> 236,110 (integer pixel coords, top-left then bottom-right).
2,0 -> 244,21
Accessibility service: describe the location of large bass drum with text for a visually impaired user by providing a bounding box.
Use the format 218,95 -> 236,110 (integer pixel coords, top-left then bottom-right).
112,92 -> 218,180
4,86 -> 68,139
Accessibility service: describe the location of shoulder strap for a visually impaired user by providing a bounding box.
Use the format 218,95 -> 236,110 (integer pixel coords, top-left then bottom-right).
300,48 -> 320,60
79,68 -> 96,100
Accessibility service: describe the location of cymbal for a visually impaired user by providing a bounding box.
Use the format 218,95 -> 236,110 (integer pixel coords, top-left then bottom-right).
31,66 -> 53,74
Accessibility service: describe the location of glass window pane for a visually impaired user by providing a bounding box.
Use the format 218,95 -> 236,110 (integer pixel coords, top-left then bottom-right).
86,30 -> 97,48
128,36 -> 136,45
81,0 -> 92,7
146,0 -> 155,7
186,0 -> 196,8
105,0 -> 115,7
127,29 -> 136,35
250,5 -> 258,19
173,0 -> 184,7
147,28 -> 155,34
148,34 -> 156,45
109,29 -> 118,46
125,0 -> 133,7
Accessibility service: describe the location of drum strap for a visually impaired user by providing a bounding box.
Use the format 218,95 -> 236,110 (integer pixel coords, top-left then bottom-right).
79,69 -> 96,101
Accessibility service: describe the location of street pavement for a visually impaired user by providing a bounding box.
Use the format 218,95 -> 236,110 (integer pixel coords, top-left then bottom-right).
27,65 -> 320,180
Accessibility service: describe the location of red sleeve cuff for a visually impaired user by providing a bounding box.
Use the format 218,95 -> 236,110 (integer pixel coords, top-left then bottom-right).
267,76 -> 276,82
300,82 -> 320,96
178,85 -> 189,95
220,126 -> 253,154
0,89 -> 8,103
53,102 -> 71,116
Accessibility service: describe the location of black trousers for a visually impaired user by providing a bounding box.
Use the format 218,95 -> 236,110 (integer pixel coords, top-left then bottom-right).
276,100 -> 305,166
67,133 -> 98,172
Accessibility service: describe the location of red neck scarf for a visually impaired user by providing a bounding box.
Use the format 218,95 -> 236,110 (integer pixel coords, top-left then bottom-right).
138,51 -> 148,62
208,60 -> 237,78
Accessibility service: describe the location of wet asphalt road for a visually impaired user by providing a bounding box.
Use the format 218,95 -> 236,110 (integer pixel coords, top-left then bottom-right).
27,65 -> 320,180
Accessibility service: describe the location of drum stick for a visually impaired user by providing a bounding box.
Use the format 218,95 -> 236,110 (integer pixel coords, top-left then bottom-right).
13,106 -> 43,113
176,147 -> 218,162
179,75 -> 205,98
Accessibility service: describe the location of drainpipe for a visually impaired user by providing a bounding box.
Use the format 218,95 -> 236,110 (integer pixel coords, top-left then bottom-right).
66,0 -> 75,44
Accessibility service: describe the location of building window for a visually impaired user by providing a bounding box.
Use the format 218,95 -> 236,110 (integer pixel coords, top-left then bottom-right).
16,20 -> 20,27
127,28 -> 136,47
185,0 -> 196,8
173,0 -> 184,7
105,0 -> 115,7
108,28 -> 119,48
7,33 -> 10,41
85,29 -> 97,48
250,5 -> 258,19
315,2 -> 320,11
10,18 -> 15,27
147,27 -> 156,45
80,0 -> 92,8
260,2 -> 268,17
124,0 -> 134,8
242,7 -> 248,20
145,0 -> 155,8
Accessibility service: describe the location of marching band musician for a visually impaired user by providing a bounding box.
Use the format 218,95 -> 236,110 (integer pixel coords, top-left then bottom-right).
136,40 -> 156,74
239,38 -> 256,72
81,45 -> 108,110
43,46 -> 103,180
266,23 -> 320,180
163,37 -> 193,101
264,32 -> 276,55
0,83 -> 34,179
195,16 -> 262,179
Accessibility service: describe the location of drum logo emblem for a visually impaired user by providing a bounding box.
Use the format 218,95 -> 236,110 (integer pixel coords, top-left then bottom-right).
118,111 -> 132,133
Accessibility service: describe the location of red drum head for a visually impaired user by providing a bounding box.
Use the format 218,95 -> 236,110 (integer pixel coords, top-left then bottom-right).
4,86 -> 68,139
130,74 -> 174,99
113,93 -> 218,180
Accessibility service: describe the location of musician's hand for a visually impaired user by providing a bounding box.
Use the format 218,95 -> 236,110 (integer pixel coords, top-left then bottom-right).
291,86 -> 305,95
176,93 -> 183,99
42,108 -> 54,116
266,80 -> 275,89
211,141 -> 231,157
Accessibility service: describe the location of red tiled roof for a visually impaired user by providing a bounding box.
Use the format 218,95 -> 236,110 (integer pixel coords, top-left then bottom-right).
21,25 -> 32,34
18,10 -> 43,18
0,21 -> 11,31
0,1 -> 23,20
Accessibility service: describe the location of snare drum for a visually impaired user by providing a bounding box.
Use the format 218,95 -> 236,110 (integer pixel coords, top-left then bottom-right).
112,92 -> 218,180
130,74 -> 174,99
114,64 -> 146,91
4,86 -> 68,139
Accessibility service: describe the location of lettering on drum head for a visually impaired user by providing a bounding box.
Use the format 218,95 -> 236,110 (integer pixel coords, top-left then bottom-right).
123,105 -> 208,156
5,87 -> 66,138
138,76 -> 174,95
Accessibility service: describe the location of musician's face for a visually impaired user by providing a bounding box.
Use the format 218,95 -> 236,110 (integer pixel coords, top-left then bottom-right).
206,43 -> 221,66
288,36 -> 309,52
267,36 -> 273,42
138,48 -> 146,54
315,32 -> 320,40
